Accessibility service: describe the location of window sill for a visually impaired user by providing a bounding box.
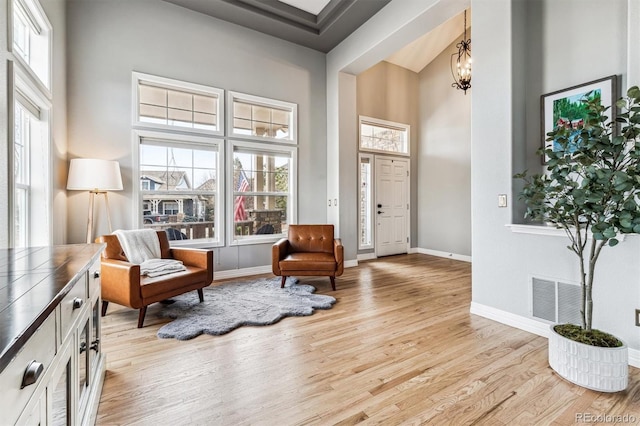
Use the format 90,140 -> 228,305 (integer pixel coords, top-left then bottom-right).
506,224 -> 628,241
506,223 -> 567,237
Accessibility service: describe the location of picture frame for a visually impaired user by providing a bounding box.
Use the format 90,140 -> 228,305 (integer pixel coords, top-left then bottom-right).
540,75 -> 617,164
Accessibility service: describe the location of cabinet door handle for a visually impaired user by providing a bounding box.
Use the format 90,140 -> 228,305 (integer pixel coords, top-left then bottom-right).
90,339 -> 100,351
93,271 -> 100,279
21,360 -> 44,389
73,297 -> 83,310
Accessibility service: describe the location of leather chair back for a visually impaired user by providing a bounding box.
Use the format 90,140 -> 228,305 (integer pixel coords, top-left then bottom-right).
288,224 -> 334,254
98,231 -> 172,261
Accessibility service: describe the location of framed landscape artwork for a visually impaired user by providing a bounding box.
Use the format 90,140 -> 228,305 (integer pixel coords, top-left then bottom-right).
540,75 -> 617,164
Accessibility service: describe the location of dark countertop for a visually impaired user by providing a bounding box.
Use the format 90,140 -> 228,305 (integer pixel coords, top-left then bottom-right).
0,244 -> 104,374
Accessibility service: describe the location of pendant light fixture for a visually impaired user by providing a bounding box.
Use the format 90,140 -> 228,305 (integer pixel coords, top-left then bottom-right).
451,10 -> 471,94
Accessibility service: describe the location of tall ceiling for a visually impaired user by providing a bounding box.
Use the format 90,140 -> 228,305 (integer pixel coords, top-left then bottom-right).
163,0 -> 391,53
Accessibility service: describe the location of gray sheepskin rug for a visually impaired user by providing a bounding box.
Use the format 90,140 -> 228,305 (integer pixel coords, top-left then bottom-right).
156,277 -> 336,340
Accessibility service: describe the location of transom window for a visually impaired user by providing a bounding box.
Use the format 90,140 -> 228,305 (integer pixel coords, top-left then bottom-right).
229,91 -> 297,143
12,0 -> 51,89
359,116 -> 410,155
134,72 -> 224,135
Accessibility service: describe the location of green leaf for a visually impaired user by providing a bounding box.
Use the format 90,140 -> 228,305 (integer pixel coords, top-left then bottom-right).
628,86 -> 640,98
609,238 -> 619,247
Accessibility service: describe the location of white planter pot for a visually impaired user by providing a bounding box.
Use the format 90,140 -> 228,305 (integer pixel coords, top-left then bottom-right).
548,325 -> 628,392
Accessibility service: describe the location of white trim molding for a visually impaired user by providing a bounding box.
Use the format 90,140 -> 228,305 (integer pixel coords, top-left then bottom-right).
344,259 -> 358,268
413,247 -> 471,263
357,253 -> 376,261
213,265 -> 273,281
470,302 -> 640,369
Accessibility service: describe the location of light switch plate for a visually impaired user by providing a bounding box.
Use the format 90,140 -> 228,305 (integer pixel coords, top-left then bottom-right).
498,194 -> 507,207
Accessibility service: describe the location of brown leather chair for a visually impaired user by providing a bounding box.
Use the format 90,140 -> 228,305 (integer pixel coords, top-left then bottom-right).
272,224 -> 343,290
97,231 -> 213,328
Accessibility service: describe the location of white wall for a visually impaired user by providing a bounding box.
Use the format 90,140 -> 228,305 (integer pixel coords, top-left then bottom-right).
65,0 -> 326,271
472,0 -> 640,354
418,36 -> 471,256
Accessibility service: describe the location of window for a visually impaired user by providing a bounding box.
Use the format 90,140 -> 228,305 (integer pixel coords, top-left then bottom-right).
228,91 -> 297,143
133,74 -> 299,246
138,132 -> 223,245
359,154 -> 373,249
133,72 -> 224,135
9,0 -> 52,248
12,79 -> 51,248
14,104 -> 30,247
359,116 -> 410,155
12,0 -> 51,89
230,143 -> 296,243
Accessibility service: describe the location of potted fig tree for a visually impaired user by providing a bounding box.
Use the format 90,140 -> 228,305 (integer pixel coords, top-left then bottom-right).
515,85 -> 640,392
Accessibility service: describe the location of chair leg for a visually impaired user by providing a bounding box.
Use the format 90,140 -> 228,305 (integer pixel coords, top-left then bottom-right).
281,276 -> 287,288
101,301 -> 109,317
197,288 -> 204,302
330,276 -> 336,291
137,306 -> 147,328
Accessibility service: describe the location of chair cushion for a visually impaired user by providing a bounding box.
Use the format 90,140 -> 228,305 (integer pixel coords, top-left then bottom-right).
279,252 -> 336,272
140,265 -> 207,299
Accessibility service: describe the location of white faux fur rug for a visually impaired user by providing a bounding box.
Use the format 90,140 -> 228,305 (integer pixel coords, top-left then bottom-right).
156,277 -> 336,340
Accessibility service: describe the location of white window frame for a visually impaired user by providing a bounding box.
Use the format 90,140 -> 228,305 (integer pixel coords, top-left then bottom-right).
132,72 -> 225,137
227,140 -> 297,246
358,153 -> 374,250
10,64 -> 53,248
359,115 -> 410,156
9,0 -> 52,93
227,91 -> 297,144
133,129 -> 225,248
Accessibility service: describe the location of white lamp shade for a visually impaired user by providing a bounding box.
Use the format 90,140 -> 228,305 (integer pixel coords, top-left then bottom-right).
67,158 -> 123,191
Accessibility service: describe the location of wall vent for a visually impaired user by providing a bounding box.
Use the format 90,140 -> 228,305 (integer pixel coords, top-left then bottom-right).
531,277 -> 582,324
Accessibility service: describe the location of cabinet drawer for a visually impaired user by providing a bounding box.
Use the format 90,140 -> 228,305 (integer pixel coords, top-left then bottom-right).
88,258 -> 101,299
0,314 -> 56,425
60,277 -> 87,341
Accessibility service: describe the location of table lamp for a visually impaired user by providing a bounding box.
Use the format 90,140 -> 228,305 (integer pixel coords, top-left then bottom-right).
67,158 -> 123,243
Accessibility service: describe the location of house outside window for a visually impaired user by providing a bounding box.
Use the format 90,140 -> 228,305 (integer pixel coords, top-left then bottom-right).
137,132 -> 223,244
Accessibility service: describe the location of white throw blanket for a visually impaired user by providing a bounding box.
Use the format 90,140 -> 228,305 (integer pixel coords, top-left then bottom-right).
114,229 -> 186,277
140,258 -> 187,277
114,229 -> 161,264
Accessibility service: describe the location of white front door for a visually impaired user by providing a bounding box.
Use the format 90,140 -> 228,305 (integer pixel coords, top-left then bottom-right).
375,157 -> 409,257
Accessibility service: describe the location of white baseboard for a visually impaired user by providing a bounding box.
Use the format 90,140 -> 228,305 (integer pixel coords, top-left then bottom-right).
357,253 -> 377,261
470,302 -> 640,369
408,247 -> 419,254
414,248 -> 472,263
344,259 -> 358,268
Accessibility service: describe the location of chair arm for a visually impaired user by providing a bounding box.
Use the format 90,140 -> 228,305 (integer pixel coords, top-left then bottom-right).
100,259 -> 143,308
170,248 -> 214,285
272,238 -> 289,276
334,238 -> 344,276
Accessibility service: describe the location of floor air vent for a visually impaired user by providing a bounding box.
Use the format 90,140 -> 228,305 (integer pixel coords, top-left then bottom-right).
531,277 -> 582,324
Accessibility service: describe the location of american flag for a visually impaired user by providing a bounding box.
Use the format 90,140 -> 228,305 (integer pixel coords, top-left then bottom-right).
234,169 -> 249,221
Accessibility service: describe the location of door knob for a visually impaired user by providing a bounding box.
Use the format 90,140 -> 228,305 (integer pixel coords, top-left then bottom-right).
377,204 -> 382,208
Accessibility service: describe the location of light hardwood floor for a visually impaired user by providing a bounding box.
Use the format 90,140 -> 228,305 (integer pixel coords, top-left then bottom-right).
97,254 -> 640,425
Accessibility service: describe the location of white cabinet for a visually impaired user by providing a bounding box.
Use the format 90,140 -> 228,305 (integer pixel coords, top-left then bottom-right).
0,245 -> 105,426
